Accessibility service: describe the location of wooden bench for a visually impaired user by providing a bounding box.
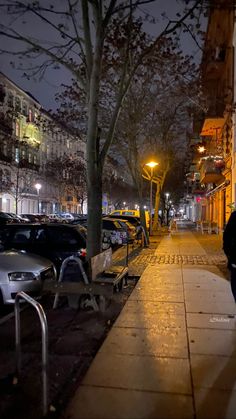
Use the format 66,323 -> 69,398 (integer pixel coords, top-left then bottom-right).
43,248 -> 128,311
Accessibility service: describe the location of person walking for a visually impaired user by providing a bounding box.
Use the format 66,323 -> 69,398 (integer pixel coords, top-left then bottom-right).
223,211 -> 236,302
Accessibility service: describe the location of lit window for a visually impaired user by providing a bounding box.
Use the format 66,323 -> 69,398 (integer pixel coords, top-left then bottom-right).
28,152 -> 32,163
66,139 -> 70,149
29,109 -> 32,122
15,148 -> 19,163
33,155 -> 37,164
15,121 -> 20,136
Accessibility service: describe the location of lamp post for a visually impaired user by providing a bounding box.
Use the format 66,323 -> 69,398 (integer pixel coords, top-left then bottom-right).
35,183 -> 42,213
145,161 -> 158,235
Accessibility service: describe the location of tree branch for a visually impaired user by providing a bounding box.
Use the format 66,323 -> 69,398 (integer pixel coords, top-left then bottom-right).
82,0 -> 93,80
0,27 -> 86,90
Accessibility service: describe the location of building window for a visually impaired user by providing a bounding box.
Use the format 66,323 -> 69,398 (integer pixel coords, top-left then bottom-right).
3,141 -> 7,156
15,121 -> 20,137
21,149 -> 26,161
22,102 -> 28,116
66,139 -> 70,149
46,145 -> 50,157
15,148 -> 19,163
28,152 -> 32,163
7,91 -> 13,107
28,109 -> 32,122
3,169 -> 11,184
15,96 -> 21,112
33,155 -> 37,165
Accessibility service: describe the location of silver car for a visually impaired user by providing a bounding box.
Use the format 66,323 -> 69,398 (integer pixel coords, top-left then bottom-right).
0,250 -> 56,305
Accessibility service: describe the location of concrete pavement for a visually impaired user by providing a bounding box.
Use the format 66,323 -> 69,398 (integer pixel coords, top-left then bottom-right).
64,230 -> 236,419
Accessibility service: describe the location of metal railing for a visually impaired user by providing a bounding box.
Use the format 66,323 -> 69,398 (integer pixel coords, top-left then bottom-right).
14,292 -> 49,417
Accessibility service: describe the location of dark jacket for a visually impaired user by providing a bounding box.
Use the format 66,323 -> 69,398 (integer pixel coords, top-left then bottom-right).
223,211 -> 236,267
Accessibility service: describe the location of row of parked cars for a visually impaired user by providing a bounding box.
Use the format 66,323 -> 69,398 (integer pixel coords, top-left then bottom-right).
0,211 -> 76,224
0,211 -> 142,307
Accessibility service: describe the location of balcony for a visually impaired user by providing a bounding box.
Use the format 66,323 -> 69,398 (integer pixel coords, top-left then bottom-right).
200,158 -> 225,185
18,159 -> 40,172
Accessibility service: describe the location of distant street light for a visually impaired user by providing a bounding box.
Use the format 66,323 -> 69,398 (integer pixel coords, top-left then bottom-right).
35,183 -> 42,213
145,161 -> 158,235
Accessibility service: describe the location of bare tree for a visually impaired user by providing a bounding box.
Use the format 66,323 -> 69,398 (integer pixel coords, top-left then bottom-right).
113,41 -> 199,231
0,0 -> 204,256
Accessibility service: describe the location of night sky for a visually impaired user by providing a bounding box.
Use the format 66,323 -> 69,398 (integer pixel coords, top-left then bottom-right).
0,0 -> 206,110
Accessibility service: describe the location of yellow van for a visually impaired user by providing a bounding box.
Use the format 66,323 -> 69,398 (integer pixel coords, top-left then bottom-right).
110,209 -> 150,228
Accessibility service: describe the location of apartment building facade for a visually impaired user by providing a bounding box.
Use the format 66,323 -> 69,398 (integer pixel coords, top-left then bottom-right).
186,1 -> 235,229
0,72 -> 86,215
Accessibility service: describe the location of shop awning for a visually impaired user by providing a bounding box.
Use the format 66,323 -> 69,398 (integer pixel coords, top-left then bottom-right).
200,117 -> 225,136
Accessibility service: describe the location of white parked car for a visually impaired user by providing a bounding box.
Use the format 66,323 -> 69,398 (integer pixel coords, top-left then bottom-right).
48,213 -> 62,222
60,213 -> 74,221
0,250 -> 57,305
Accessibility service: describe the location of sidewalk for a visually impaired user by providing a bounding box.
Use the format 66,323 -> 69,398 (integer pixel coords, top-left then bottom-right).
64,230 -> 236,419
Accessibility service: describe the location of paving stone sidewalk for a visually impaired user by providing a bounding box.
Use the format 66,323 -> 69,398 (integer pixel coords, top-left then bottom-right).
63,230 -> 236,419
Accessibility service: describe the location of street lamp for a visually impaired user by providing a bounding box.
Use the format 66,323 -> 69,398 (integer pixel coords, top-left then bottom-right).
35,183 -> 42,213
145,161 -> 158,235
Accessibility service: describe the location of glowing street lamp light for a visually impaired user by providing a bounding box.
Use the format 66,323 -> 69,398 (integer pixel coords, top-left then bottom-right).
145,161 -> 158,235
35,183 -> 42,213
198,145 -> 206,154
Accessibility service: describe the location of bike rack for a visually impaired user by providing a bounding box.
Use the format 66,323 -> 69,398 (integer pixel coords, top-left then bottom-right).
52,255 -> 92,309
14,291 -> 49,417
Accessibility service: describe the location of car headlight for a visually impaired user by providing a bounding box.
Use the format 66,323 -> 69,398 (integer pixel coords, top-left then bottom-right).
8,272 -> 37,281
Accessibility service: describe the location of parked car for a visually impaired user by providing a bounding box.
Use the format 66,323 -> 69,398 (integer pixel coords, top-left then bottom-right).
0,212 -> 19,225
48,213 -> 63,222
112,219 -> 137,242
0,223 -> 87,274
107,214 -> 142,238
59,213 -> 74,221
20,213 -> 41,222
5,213 -> 26,223
102,218 -> 128,247
110,209 -> 150,228
0,250 -> 56,305
71,217 -> 87,226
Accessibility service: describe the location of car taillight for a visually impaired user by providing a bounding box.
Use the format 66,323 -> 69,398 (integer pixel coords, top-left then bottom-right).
80,248 -> 87,257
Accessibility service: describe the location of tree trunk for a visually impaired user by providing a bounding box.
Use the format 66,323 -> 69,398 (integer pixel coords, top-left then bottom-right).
136,171 -> 149,245
153,164 -> 170,230
85,15 -> 104,258
86,162 -> 102,259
